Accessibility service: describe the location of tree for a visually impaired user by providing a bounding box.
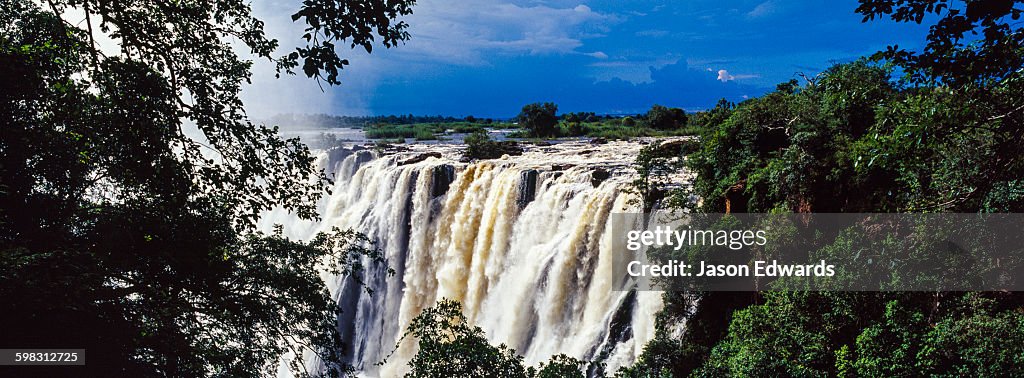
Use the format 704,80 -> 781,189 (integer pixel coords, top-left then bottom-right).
853,0 -> 1024,212
624,1 -> 1024,376
518,102 -> 559,137
399,299 -> 530,378
645,104 -> 688,130
622,116 -> 637,127
398,299 -> 588,378
629,143 -> 687,211
1,0 -> 412,376
856,0 -> 1024,86
689,98 -> 734,130
533,354 -> 587,378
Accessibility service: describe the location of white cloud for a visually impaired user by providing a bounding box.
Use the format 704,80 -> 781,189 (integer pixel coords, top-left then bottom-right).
635,29 -> 669,38
393,0 -> 617,64
717,69 -> 759,82
746,0 -> 778,18
238,1 -> 618,117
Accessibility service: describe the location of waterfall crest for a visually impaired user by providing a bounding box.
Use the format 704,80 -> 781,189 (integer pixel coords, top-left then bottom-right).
267,141 -> 665,377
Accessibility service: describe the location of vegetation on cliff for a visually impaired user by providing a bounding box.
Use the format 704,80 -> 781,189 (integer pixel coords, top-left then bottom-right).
622,1 -> 1024,376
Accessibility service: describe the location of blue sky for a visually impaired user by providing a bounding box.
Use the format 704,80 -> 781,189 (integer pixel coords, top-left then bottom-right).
243,0 -> 932,119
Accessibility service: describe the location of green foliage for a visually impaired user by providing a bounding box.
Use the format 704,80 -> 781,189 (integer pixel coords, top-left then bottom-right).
625,1 -> 1024,376
849,299 -> 929,376
448,122 -> 490,133
856,0 -> 1024,86
550,119 -> 699,140
364,122 -> 492,140
365,123 -> 438,139
645,104 -> 688,130
853,294 -> 1024,377
414,128 -> 438,141
582,122 -> 663,139
628,142 -> 688,211
501,111 -> 697,141
279,0 -> 414,85
697,292 -> 881,377
563,120 -> 587,136
669,292 -> 1024,378
0,0 -> 411,376
269,113 -> 473,129
400,299 -> 529,378
6,0 -> 409,225
398,299 -> 588,378
562,111 -> 603,124
687,98 -> 734,131
533,354 -> 587,378
686,60 -> 936,213
619,292 -> 756,378
462,131 -> 522,160
518,102 -> 560,137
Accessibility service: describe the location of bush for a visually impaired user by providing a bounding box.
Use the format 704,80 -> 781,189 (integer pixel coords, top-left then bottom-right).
563,122 -> 586,137
463,131 -> 522,160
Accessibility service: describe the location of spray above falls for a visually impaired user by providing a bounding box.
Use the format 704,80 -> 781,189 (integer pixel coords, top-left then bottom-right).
265,140 -> 669,377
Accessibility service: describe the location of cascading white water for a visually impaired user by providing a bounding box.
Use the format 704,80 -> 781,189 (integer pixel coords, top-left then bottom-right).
266,140 -> 666,377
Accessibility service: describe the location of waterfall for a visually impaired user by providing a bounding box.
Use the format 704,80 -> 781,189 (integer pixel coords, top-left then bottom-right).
266,141 -> 664,377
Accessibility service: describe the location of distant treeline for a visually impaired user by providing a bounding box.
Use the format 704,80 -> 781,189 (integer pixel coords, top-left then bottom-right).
266,113 -> 502,129
266,112 -> 635,130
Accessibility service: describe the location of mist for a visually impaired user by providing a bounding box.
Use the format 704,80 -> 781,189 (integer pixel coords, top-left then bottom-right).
241,1 -> 376,121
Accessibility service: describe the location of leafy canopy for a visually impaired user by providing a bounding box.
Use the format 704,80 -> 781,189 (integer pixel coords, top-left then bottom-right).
396,299 -> 588,378
624,1 -> 1024,376
1,0 -> 412,376
518,102 -> 560,138
645,104 -> 688,130
857,0 -> 1024,86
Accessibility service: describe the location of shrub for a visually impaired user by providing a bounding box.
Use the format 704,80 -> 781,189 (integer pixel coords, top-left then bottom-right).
463,131 -> 522,160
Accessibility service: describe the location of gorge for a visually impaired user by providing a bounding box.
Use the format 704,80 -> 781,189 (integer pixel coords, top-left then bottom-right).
263,140 -> 670,377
